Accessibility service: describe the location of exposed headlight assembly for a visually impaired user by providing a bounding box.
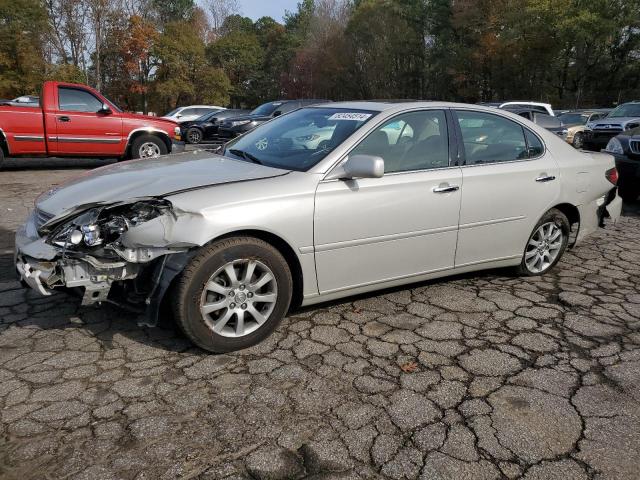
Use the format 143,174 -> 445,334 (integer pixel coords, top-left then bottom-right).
231,120 -> 251,127
605,137 -> 624,154
49,200 -> 172,250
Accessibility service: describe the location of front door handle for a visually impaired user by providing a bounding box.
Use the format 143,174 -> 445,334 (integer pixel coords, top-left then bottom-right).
58,116 -> 70,122
433,184 -> 460,193
535,175 -> 556,182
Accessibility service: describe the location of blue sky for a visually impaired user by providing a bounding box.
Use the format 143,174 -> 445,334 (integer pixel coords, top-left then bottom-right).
236,0 -> 300,22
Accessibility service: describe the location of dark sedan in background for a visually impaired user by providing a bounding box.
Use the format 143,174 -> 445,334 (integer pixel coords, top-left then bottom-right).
181,109 -> 250,144
218,99 -> 329,140
604,126 -> 640,202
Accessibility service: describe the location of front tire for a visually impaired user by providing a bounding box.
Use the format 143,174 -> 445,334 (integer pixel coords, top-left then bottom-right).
131,134 -> 168,159
572,132 -> 584,149
517,208 -> 570,276
187,127 -> 203,144
172,237 -> 293,353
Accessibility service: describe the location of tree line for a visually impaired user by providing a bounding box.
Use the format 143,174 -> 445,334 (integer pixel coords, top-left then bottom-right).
1,0 -> 639,115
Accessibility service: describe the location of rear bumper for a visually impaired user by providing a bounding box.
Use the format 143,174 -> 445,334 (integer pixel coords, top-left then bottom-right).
611,153 -> 640,180
575,188 -> 622,246
583,131 -> 619,149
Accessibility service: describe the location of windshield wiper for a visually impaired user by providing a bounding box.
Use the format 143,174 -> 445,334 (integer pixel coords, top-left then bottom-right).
228,149 -> 263,165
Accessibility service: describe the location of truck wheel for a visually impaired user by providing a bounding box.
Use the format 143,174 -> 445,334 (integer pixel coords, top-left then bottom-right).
516,208 -> 570,276
172,237 -> 293,353
187,128 -> 203,144
0,147 -> 4,169
131,134 -> 168,159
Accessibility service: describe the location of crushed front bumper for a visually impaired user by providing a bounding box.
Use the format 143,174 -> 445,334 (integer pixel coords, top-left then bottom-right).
15,212 -> 140,305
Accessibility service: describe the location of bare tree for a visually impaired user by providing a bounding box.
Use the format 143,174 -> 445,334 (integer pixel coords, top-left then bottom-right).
206,0 -> 240,39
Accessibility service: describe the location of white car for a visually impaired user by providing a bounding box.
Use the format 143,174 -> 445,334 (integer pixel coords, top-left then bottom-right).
499,101 -> 555,116
162,105 -> 226,123
15,102 -> 622,353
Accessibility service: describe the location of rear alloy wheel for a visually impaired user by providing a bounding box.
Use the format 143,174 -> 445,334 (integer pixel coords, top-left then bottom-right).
517,208 -> 570,276
131,134 -> 168,159
187,127 -> 203,144
173,237 -> 292,353
572,132 -> 584,149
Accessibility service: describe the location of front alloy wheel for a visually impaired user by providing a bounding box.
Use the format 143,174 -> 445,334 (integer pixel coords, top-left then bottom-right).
572,132 -> 584,149
173,237 -> 293,353
187,128 -> 203,144
200,259 -> 278,337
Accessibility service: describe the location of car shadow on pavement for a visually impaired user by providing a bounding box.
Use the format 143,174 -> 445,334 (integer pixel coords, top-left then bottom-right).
1,157 -> 115,170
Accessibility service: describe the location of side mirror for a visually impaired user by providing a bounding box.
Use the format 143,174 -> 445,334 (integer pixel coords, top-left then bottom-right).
98,103 -> 112,114
273,110 -> 282,117
327,154 -> 385,180
176,113 -> 182,118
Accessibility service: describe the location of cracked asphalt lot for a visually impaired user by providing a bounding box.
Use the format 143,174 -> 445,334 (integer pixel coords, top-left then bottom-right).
1,160 -> 640,480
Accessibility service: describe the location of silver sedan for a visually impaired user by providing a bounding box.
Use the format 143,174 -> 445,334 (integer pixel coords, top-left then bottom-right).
15,102 -> 622,352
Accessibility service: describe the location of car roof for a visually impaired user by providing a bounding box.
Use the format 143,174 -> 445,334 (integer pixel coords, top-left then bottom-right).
312,100 -> 528,113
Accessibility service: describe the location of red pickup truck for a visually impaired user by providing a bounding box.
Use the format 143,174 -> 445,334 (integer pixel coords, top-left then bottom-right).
0,81 -> 184,167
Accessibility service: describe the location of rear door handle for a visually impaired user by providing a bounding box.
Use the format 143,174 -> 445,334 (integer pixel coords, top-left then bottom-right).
535,175 -> 556,182
433,184 -> 460,193
58,116 -> 70,122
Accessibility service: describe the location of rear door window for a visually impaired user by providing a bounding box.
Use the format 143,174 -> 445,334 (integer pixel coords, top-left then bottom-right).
456,110 -> 529,164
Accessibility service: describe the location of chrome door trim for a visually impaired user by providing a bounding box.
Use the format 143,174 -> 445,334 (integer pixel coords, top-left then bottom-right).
50,137 -> 122,144
14,135 -> 45,142
458,215 -> 525,230
315,225 -> 460,253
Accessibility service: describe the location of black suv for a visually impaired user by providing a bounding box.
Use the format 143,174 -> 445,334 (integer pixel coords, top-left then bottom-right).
181,109 -> 250,144
603,126 -> 640,202
218,99 -> 330,139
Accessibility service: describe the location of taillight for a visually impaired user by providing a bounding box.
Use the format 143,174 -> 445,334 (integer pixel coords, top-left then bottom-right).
605,167 -> 618,185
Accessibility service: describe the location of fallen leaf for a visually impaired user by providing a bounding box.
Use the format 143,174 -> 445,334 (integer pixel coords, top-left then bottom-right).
400,361 -> 419,373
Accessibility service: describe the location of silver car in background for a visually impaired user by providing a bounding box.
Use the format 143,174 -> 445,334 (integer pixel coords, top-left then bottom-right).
15,102 -> 622,352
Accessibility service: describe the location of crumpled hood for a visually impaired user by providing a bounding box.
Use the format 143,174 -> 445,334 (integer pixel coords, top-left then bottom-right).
36,151 -> 289,217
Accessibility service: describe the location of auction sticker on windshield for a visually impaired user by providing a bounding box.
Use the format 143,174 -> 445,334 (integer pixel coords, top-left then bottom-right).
328,112 -> 372,121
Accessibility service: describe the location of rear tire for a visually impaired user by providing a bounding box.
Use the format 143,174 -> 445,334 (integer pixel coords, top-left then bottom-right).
516,208 -> 570,276
0,146 -> 4,169
131,134 -> 168,159
187,127 -> 203,144
172,237 -> 292,353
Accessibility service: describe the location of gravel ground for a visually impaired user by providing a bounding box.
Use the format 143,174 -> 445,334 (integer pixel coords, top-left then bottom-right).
1,157 -> 639,480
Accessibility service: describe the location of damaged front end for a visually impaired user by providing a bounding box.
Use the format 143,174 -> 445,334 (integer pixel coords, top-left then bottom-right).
15,198 -> 195,323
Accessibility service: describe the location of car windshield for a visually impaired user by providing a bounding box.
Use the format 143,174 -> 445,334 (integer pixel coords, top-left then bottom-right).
558,113 -> 589,125
251,101 -> 285,116
195,111 -> 219,122
608,104 -> 640,118
224,107 -> 376,172
165,108 -> 180,117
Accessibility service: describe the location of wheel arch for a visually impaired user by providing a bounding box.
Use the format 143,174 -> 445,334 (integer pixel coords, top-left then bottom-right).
211,229 -> 305,309
0,128 -> 9,156
125,128 -> 171,158
550,202 -> 580,227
